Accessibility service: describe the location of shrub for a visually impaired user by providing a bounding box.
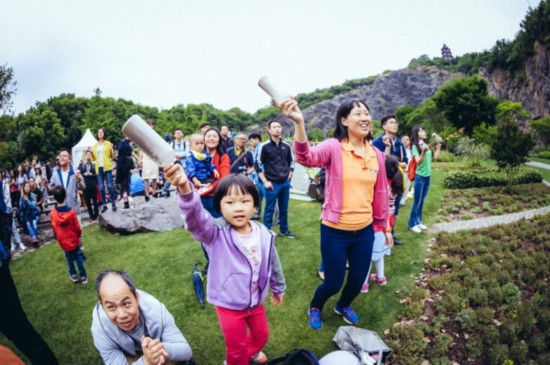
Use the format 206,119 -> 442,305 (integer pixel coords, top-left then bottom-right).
430,333 -> 454,358
455,308 -> 476,330
492,121 -> 535,187
444,169 -> 543,189
538,150 -> 550,159
488,344 -> 509,365
501,283 -> 520,303
454,136 -> 491,167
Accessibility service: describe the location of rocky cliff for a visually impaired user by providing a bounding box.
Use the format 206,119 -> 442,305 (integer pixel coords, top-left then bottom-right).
257,43 -> 549,137
481,41 -> 550,119
269,66 -> 463,137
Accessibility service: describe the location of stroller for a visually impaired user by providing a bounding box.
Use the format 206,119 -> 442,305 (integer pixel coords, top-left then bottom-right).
306,168 -> 325,203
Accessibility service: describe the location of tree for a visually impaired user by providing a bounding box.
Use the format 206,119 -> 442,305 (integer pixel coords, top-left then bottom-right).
491,122 -> 535,188
529,117 -> 550,147
307,128 -> 324,142
0,64 -> 17,114
19,106 -> 65,161
432,76 -> 499,136
44,94 -> 89,148
496,101 -> 529,124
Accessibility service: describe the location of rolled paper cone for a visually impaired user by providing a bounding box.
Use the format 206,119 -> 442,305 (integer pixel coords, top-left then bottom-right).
122,115 -> 175,166
258,76 -> 291,104
432,132 -> 444,143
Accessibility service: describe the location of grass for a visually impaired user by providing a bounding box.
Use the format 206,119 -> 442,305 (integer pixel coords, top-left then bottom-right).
436,183 -> 550,221
0,170 -> 446,364
529,156 -> 550,165
528,164 -> 550,182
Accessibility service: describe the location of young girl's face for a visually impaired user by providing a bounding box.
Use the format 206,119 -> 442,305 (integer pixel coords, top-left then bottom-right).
190,136 -> 205,152
220,187 -> 255,234
23,183 -> 31,194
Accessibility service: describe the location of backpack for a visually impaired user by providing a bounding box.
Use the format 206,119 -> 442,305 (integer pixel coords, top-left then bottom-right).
268,349 -> 319,365
407,158 -> 417,181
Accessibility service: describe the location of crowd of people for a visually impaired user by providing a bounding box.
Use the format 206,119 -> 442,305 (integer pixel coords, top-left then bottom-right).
0,96 -> 441,365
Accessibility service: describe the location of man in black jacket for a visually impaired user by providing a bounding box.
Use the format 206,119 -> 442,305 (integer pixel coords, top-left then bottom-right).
255,120 -> 296,238
79,150 -> 100,221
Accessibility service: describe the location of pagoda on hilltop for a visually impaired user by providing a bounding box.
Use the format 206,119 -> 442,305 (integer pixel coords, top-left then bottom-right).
441,44 -> 454,63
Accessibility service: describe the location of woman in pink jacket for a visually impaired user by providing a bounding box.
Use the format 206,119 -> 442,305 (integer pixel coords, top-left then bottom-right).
278,97 -> 389,330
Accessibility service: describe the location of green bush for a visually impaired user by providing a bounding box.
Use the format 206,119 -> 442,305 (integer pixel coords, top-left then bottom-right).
501,283 -> 520,303
538,150 -> 550,159
444,169 -> 543,189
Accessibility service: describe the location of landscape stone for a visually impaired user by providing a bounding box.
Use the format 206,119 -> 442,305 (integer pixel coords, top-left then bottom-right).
98,194 -> 184,234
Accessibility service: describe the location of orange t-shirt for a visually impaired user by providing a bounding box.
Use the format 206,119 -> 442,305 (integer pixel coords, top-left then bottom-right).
323,140 -> 379,231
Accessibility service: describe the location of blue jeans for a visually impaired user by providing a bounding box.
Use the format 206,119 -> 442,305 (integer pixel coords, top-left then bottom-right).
311,223 -> 374,310
65,248 -> 86,278
263,180 -> 290,232
26,217 -> 39,239
97,168 -> 116,205
408,175 -> 431,228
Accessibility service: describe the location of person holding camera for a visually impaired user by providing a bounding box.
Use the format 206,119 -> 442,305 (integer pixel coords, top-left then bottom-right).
227,132 -> 255,175
408,125 -> 441,233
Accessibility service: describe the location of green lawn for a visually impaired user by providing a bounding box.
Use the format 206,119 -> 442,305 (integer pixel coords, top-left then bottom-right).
529,156 -> 550,165
528,164 -> 550,182
1,171 -> 446,364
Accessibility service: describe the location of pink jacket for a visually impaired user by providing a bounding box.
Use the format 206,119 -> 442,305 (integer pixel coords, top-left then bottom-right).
293,139 -> 389,227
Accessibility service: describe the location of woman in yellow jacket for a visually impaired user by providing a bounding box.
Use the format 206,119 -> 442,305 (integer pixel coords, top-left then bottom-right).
92,128 -> 117,212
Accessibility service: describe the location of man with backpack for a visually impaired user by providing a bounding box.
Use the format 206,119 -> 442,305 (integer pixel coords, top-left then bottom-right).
163,128 -> 189,198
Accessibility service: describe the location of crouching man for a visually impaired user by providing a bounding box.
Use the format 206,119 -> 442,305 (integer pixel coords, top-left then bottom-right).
91,270 -> 193,365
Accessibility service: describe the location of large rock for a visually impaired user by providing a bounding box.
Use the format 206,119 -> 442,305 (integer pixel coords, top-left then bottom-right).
265,66 -> 463,137
98,194 -> 184,234
482,41 -> 550,119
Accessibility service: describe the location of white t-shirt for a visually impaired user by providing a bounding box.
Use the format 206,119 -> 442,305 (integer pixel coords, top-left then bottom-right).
236,223 -> 262,306
61,169 -> 70,188
97,144 -> 104,168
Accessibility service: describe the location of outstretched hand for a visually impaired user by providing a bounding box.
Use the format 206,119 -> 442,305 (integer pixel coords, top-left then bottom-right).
163,163 -> 190,194
275,98 -> 304,125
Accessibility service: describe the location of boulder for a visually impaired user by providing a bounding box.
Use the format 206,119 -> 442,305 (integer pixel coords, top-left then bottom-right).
98,194 -> 184,234
267,66 -> 463,137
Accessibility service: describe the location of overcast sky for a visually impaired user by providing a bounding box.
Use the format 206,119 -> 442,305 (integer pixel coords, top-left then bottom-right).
2,0 -> 540,115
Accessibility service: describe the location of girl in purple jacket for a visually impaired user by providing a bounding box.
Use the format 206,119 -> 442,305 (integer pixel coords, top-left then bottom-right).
164,165 -> 286,365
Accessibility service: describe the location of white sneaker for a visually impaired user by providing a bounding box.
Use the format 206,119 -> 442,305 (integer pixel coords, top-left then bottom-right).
418,224 -> 428,230
410,225 -> 422,233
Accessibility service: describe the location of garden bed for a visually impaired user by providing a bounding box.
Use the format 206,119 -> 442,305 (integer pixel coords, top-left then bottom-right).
385,213 -> 550,365
436,183 -> 550,222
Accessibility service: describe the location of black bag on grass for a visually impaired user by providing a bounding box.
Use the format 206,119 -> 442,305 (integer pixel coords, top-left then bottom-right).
268,348 -> 319,365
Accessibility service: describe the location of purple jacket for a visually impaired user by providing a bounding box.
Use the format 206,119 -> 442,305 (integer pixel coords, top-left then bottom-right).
178,189 -> 286,310
293,139 -> 389,227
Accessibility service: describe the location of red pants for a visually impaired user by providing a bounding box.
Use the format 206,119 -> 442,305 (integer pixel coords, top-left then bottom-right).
216,304 -> 269,365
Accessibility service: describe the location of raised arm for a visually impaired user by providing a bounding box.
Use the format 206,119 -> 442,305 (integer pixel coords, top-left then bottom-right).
278,98 -> 307,143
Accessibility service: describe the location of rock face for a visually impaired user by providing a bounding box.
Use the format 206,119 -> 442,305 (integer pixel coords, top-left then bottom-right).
98,194 -> 184,234
481,41 -> 550,119
269,66 -> 463,137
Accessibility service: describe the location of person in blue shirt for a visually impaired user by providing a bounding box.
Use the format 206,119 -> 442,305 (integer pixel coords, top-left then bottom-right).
371,115 -> 408,245
227,132 -> 255,175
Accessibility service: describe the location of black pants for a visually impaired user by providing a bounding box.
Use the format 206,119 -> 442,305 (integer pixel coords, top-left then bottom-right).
83,186 -> 99,219
0,261 -> 58,364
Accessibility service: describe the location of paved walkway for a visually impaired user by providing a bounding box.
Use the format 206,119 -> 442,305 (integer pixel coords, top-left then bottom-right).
527,161 -> 550,170
430,205 -> 550,233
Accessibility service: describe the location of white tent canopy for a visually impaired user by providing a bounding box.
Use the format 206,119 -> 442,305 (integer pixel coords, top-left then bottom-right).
71,129 -> 98,166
